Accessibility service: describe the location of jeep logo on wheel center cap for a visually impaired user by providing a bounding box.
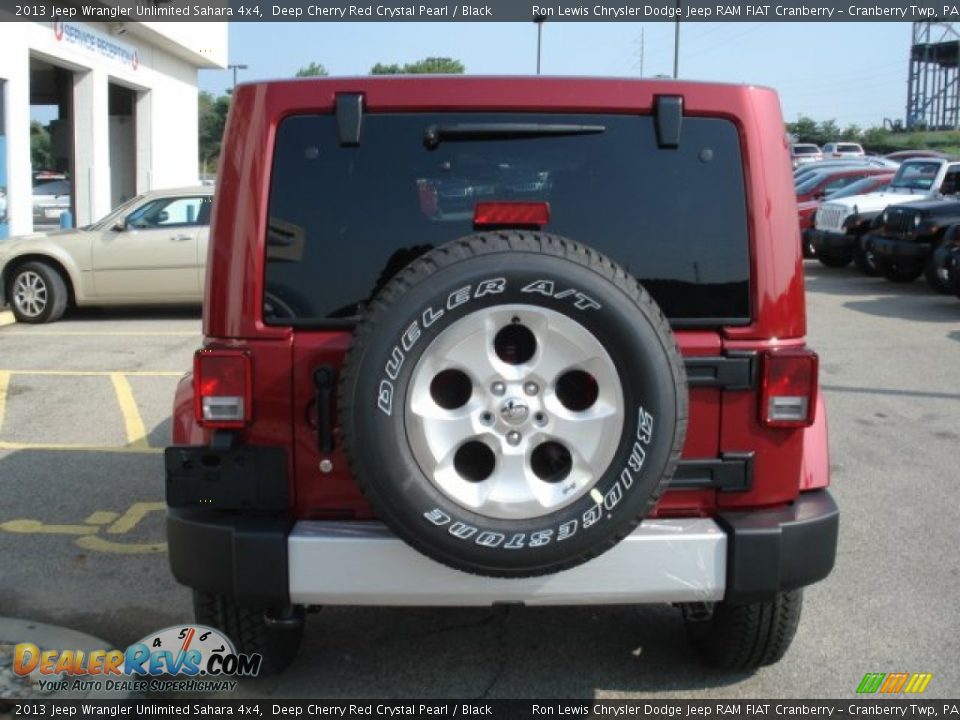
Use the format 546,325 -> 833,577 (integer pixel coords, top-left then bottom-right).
500,398 -> 530,425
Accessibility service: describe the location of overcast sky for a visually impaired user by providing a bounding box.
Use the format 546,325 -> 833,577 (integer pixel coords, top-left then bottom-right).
198,21 -> 911,129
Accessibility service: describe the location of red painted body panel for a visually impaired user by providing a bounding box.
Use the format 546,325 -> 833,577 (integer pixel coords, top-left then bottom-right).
177,76 -> 829,521
800,394 -> 831,491
795,167 -> 891,204
797,200 -> 819,232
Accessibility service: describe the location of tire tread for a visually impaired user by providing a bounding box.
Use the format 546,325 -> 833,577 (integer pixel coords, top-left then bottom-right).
685,590 -> 803,670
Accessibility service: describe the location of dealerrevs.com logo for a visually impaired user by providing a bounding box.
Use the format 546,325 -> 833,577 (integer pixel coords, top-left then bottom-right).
856,672 -> 933,695
13,625 -> 260,693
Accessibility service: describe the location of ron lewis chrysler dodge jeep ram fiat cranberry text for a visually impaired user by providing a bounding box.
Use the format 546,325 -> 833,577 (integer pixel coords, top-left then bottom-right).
164,77 -> 838,674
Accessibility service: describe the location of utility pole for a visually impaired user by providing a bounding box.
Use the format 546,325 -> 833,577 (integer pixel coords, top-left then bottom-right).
228,63 -> 248,92
673,0 -> 681,78
534,15 -> 546,74
639,28 -> 645,76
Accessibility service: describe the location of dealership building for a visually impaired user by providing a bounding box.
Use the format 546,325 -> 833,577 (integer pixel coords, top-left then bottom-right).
0,20 -> 227,239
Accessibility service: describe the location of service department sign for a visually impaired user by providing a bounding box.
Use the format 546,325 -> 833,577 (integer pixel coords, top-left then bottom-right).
52,21 -> 139,70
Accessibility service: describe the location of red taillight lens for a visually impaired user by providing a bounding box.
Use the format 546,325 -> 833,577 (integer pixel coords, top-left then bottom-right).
760,348 -> 818,428
193,350 -> 252,428
473,201 -> 550,228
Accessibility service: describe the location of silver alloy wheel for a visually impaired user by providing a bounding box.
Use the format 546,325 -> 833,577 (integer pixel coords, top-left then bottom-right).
12,270 -> 48,318
405,304 -> 624,520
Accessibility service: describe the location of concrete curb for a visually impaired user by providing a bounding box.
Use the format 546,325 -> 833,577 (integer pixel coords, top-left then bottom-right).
0,617 -> 132,700
0,311 -> 13,328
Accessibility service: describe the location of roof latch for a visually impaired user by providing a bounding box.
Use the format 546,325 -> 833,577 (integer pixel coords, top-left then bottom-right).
655,95 -> 683,149
335,93 -> 364,147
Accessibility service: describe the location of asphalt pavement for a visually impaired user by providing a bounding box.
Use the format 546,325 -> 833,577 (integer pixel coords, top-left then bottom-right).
0,265 -> 957,700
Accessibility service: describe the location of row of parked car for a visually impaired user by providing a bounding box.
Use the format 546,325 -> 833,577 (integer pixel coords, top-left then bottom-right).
792,145 -> 960,301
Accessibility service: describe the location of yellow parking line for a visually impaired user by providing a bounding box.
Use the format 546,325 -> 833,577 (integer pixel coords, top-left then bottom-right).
0,519 -> 96,535
76,536 -> 167,554
0,371 -> 9,432
0,311 -> 14,327
0,369 -> 182,377
0,441 -> 162,454
105,501 -> 166,534
110,373 -> 150,449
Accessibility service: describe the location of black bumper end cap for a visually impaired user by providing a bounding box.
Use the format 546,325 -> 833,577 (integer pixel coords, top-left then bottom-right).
716,489 -> 839,605
167,508 -> 293,610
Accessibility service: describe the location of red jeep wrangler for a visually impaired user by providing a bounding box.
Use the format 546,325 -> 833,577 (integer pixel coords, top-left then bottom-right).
165,77 -> 838,674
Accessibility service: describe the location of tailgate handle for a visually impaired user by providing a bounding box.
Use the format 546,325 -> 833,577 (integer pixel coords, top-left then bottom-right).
312,366 -> 336,453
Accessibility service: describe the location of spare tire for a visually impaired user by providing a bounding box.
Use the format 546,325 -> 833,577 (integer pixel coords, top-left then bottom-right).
339,232 -> 687,577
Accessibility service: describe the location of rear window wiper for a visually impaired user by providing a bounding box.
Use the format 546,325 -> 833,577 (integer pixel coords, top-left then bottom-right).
423,122 -> 605,149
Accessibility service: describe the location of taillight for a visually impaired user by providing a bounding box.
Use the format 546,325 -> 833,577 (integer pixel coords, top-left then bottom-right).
759,348 -> 818,427
193,349 -> 252,428
473,201 -> 550,228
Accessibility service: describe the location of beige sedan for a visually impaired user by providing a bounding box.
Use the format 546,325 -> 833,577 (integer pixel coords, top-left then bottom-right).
0,186 -> 213,323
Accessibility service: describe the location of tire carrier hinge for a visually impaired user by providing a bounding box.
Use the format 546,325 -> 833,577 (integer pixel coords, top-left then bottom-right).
312,366 -> 336,453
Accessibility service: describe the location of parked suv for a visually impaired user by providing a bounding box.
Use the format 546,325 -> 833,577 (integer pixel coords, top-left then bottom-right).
862,199 -> 960,291
164,78 -> 838,674
821,142 -> 865,159
808,157 -> 960,273
790,143 -> 822,169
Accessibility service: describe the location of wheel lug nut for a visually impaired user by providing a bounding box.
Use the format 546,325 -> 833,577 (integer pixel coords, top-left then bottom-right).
480,412 -> 494,426
491,381 -> 506,396
524,382 -> 539,396
506,431 -> 522,446
533,412 -> 547,426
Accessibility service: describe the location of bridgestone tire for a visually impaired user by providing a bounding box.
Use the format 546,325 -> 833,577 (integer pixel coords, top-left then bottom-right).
816,250 -> 851,268
7,261 -> 68,324
193,592 -> 304,676
684,590 -> 803,670
339,232 -> 688,577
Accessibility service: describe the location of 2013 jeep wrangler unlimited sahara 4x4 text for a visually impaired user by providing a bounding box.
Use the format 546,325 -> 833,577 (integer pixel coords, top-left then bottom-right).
164,77 -> 838,675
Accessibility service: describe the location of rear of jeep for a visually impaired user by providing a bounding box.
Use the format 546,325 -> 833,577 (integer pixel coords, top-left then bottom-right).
165,77 -> 838,674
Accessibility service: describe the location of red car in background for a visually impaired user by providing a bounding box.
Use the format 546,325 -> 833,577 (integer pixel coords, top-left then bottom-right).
799,173 -> 894,257
884,150 -> 948,162
795,166 -> 894,203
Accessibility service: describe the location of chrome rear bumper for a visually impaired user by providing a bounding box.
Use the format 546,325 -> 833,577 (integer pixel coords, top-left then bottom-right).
287,519 -> 726,606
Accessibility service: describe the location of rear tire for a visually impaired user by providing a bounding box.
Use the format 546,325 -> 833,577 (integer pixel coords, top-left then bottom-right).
684,590 -> 803,670
7,261 -> 68,323
816,250 -> 851,268
193,591 -> 304,676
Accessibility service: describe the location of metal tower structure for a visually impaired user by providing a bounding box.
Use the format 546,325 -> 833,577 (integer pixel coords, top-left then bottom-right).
906,22 -> 960,130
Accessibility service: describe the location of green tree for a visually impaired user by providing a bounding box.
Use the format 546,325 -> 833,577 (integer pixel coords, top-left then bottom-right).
198,91 -> 231,172
818,119 -> 840,142
786,115 -> 819,144
30,121 -> 52,169
295,62 -> 329,77
840,124 -> 862,141
370,57 -> 465,74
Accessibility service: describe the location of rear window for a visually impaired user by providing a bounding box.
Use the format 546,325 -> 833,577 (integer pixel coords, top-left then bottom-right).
264,113 -> 751,327
890,161 -> 941,191
793,145 -> 819,156
837,144 -> 862,153
828,176 -> 890,199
